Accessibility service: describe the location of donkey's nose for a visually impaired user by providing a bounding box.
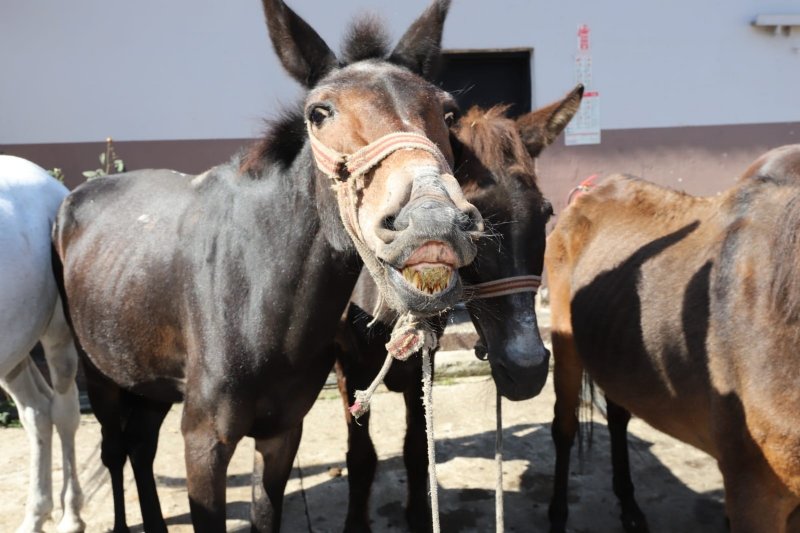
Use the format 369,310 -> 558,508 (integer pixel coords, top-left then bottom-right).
459,202 -> 484,233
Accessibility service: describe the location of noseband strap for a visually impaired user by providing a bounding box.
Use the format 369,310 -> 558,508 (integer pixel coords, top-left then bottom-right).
307,126 -> 451,181
468,275 -> 542,299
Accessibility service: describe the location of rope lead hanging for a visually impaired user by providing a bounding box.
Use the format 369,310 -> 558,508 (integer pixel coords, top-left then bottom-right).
496,391 -> 504,532
422,347 -> 441,533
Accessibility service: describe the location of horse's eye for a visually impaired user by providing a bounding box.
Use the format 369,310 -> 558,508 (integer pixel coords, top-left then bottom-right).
444,111 -> 456,127
308,106 -> 331,127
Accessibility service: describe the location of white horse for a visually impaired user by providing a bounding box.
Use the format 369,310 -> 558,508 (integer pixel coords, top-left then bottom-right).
0,155 -> 84,532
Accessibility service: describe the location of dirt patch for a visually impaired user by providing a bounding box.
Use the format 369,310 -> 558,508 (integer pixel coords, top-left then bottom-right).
0,373 -> 725,532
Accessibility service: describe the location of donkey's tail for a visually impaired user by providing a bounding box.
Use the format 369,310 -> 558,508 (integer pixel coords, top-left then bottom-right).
575,370 -> 600,465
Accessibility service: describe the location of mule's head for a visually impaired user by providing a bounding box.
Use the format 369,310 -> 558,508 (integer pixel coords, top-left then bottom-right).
453,85 -> 584,400
262,0 -> 482,315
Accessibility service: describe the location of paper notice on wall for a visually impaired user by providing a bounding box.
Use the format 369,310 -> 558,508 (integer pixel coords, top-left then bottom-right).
565,24 -> 601,146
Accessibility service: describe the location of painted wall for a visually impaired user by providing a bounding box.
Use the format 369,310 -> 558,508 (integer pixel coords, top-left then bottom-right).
2,0 -> 799,145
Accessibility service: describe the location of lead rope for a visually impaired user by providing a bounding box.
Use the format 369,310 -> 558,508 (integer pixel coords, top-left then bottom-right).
421,345 -> 441,533
495,391 -> 504,532
466,276 -> 542,533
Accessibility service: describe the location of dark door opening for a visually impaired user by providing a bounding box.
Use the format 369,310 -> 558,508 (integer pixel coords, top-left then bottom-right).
436,48 -> 532,116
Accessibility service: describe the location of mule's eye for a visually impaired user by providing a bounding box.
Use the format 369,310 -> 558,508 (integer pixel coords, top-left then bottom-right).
444,111 -> 456,127
308,105 -> 332,127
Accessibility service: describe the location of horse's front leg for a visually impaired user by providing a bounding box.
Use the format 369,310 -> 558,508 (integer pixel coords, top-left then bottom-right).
182,400 -> 241,533
606,397 -> 648,533
251,425 -> 303,532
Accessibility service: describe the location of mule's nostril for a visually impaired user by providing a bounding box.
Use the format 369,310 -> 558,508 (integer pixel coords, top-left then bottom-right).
381,214 -> 398,232
459,207 -> 484,233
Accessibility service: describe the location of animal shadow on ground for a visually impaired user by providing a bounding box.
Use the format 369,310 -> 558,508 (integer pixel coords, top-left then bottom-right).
139,421 -> 725,532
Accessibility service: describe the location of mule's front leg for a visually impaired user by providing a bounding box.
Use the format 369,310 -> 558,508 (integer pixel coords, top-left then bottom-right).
548,332 -> 584,533
182,405 -> 241,533
251,425 -> 303,532
402,366 -> 431,533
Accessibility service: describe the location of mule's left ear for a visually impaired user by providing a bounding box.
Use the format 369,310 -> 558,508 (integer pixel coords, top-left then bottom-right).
262,0 -> 338,88
516,84 -> 584,158
389,0 -> 451,80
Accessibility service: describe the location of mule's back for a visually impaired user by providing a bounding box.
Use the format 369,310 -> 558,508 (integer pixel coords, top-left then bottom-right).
547,174 -> 726,450
54,168 -> 204,396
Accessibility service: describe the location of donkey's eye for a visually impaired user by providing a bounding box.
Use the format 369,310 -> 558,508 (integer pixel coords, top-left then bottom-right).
308,106 -> 332,127
444,111 -> 456,127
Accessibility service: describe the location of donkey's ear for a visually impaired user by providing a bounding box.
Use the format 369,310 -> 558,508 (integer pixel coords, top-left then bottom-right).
389,0 -> 450,80
262,0 -> 338,88
516,84 -> 584,158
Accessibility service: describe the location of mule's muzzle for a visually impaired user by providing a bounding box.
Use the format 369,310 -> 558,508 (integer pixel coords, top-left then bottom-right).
377,195 -> 479,314
490,344 -> 551,401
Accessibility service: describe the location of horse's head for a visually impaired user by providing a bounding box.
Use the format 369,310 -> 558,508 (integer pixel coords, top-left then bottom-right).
453,85 -> 584,400
262,0 -> 482,316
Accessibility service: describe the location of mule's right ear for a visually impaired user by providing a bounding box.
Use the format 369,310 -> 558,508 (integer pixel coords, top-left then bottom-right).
262,0 -> 338,87
516,84 -> 584,158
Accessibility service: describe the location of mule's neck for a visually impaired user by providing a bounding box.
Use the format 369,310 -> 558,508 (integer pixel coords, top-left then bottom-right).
254,146 -> 362,357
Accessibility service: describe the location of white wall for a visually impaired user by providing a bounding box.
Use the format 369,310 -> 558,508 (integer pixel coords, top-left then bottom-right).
2,0 -> 799,144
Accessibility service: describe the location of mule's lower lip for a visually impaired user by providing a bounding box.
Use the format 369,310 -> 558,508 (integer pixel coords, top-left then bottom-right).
397,263 -> 455,295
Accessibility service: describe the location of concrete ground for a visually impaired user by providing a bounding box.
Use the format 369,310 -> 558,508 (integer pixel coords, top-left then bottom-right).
0,307 -> 727,532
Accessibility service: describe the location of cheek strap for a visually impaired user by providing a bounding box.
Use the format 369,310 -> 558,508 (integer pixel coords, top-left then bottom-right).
467,275 -> 542,299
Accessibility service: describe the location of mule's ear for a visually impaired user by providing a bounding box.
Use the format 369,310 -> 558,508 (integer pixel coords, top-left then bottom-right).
389,0 -> 450,80
262,0 -> 338,88
516,84 -> 584,158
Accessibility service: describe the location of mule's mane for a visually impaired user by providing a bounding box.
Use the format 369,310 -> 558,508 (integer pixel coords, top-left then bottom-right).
239,15 -> 394,177
455,105 -> 538,187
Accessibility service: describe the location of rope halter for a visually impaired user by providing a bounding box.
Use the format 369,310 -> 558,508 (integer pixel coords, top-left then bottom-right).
306,123 -> 455,298
307,125 -> 452,184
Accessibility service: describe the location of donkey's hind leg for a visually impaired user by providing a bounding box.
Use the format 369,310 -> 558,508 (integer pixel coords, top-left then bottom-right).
40,297 -> 84,533
606,397 -> 648,533
81,359 -> 130,533
122,395 -> 170,533
2,356 -> 54,533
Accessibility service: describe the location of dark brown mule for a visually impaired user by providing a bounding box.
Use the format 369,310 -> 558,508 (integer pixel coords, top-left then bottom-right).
52,1 -> 484,532
334,86 -> 584,532
546,144 -> 800,533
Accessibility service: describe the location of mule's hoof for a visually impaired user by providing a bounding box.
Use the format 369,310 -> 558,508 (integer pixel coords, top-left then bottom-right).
56,515 -> 86,533
342,521 -> 372,533
621,513 -> 649,533
15,511 -> 52,533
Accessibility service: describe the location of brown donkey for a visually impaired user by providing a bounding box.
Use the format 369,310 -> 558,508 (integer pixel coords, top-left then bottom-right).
546,144 -> 800,532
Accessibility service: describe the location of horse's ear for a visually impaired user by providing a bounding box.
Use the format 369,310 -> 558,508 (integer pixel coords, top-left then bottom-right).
389,0 -> 450,80
516,84 -> 584,158
261,0 -> 338,88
